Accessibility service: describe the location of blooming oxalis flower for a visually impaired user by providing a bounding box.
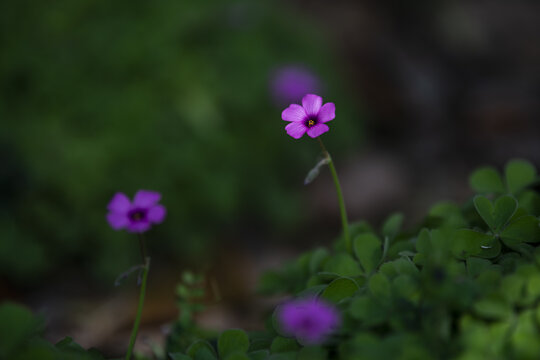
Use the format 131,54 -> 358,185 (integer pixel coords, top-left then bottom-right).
106,190 -> 166,233
277,297 -> 341,345
281,94 -> 335,139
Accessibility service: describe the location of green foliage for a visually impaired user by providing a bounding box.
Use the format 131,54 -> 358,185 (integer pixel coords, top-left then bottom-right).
469,166 -> 505,194
167,159 -> 540,359
0,303 -> 43,359
381,213 -> 404,240
218,330 -> 250,359
353,233 -> 382,274
321,277 -> 359,303
0,302 -> 107,360
505,160 -> 537,195
6,160 -> 539,359
322,253 -> 362,277
176,271 -> 208,327
269,337 -> 299,353
170,354 -> 192,360
470,159 -> 538,196
473,195 -> 517,232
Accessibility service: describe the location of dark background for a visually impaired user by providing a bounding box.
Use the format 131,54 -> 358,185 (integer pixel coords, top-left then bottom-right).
1,0 -> 539,356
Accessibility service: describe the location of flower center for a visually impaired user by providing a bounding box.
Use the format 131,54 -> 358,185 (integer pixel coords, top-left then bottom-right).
128,208 -> 147,222
307,119 -> 315,127
299,317 -> 315,330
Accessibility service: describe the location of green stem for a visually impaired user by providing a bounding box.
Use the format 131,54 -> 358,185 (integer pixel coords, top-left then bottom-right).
125,235 -> 150,360
317,138 -> 351,253
138,234 -> 148,262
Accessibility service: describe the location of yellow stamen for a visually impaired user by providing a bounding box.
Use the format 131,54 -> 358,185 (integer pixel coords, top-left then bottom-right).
308,119 -> 315,127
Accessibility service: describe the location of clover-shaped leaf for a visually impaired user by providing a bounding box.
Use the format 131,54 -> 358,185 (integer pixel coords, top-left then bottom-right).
321,277 -> 359,303
392,274 -> 418,303
309,248 -> 330,274
369,273 -> 391,299
470,166 -> 505,194
353,233 -> 382,274
473,296 -> 512,320
323,253 -> 362,277
0,303 -> 43,359
453,229 -> 495,259
500,215 -> 540,247
505,159 -> 537,194
349,296 -> 387,325
473,195 -> 517,232
391,258 -> 419,276
381,213 -> 403,239
466,257 -> 491,277
187,340 -> 217,360
218,330 -> 249,359
270,336 -> 299,353
413,229 -> 431,265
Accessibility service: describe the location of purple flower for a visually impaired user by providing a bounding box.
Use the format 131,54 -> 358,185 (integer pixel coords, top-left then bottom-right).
106,190 -> 166,233
270,66 -> 321,105
281,94 -> 335,139
276,297 -> 341,345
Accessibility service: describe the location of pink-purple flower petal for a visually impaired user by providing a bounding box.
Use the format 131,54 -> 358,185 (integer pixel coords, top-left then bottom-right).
278,302 -> 303,334
307,123 -> 329,138
107,193 -> 131,213
302,94 -> 322,116
281,104 -> 307,122
107,212 -> 129,230
318,102 -> 335,123
126,221 -> 152,233
133,190 -> 161,207
147,204 -> 166,223
107,190 -> 166,233
285,122 -> 308,139
276,297 -> 341,345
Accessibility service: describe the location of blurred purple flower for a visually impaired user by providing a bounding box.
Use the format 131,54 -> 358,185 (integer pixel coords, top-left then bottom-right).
281,94 -> 335,139
106,190 -> 166,233
277,297 -> 341,345
270,66 -> 321,105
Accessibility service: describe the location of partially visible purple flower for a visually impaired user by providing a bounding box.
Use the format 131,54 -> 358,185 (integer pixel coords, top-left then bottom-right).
270,66 -> 321,105
276,297 -> 341,345
106,190 -> 166,233
281,94 -> 335,139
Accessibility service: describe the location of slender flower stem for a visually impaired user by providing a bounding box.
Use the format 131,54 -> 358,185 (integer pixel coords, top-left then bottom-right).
317,138 -> 351,253
138,233 -> 148,261
125,235 -> 150,360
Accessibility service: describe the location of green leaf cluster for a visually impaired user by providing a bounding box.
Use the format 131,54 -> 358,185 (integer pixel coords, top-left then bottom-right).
0,302 -> 109,360
4,159 -> 539,359
169,159 -> 540,359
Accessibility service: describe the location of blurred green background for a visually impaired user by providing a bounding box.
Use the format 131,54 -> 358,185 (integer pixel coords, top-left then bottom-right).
2,0 -> 540,356
0,0 -> 362,285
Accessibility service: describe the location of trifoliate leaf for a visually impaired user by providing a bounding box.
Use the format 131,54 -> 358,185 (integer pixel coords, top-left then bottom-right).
470,166 -> 505,194
353,233 -> 382,274
218,330 -> 249,358
321,277 -> 359,303
505,159 -> 537,194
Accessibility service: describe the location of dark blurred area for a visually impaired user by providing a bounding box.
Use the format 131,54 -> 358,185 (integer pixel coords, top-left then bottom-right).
1,0 -> 539,356
306,0 -> 540,227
